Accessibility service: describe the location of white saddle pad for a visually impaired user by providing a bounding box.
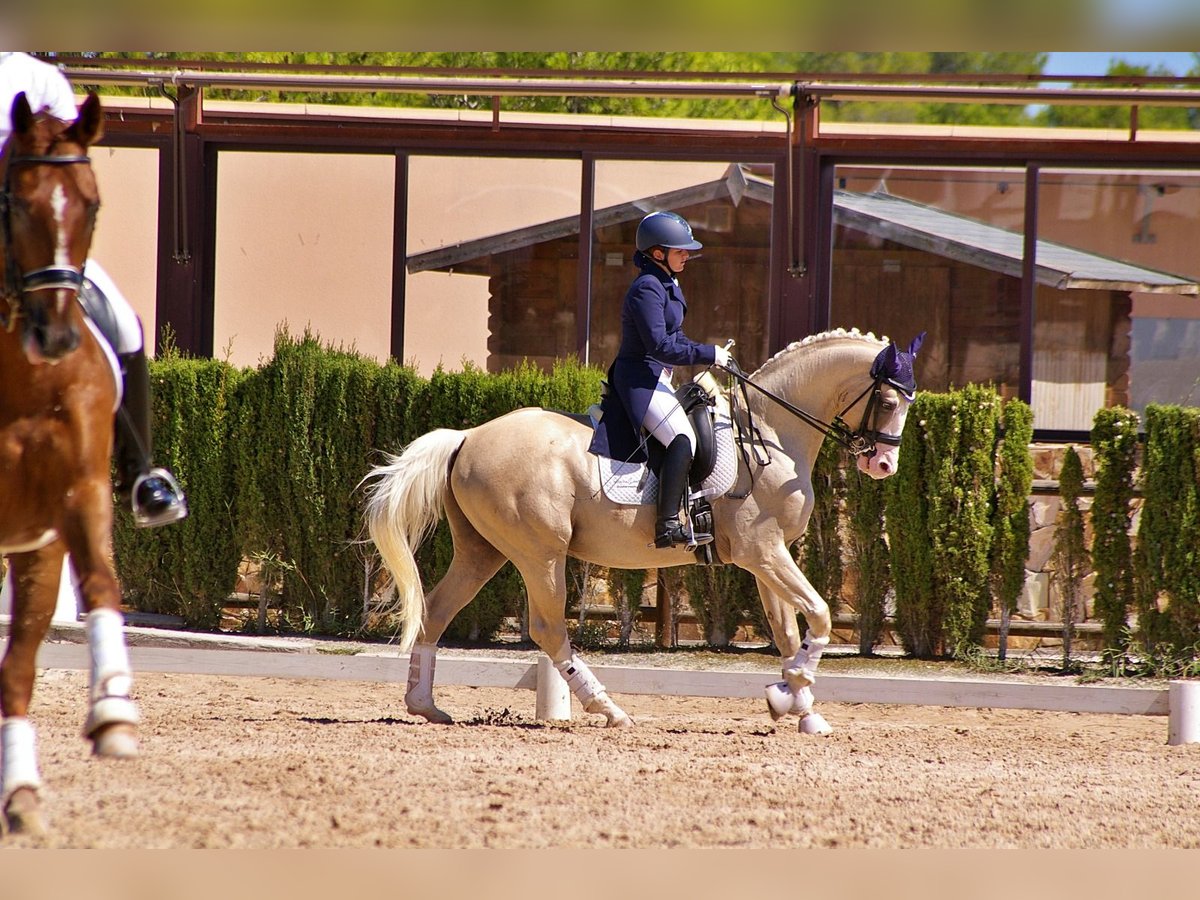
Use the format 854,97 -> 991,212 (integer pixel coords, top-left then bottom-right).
596,409 -> 738,506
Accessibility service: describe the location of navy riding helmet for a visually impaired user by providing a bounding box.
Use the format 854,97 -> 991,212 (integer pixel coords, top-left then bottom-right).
635,211 -> 703,252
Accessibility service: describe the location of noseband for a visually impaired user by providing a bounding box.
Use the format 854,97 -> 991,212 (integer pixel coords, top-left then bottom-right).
0,151 -> 93,328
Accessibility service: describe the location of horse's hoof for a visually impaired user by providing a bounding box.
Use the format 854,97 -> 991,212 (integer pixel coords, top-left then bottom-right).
408,705 -> 454,725
606,714 -> 634,728
4,787 -> 46,837
91,722 -> 139,758
799,712 -> 833,736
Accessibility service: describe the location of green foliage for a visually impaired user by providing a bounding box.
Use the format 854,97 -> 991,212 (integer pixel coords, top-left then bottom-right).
1051,447 -> 1090,668
1090,407 -> 1140,653
846,462 -> 892,655
683,563 -> 758,647
605,566 -> 648,649
990,398 -> 1034,659
231,329 -> 381,634
86,52 -> 1057,126
888,386 -> 1001,658
114,355 -> 244,628
798,437 -> 846,616
1133,404 -> 1200,654
1036,61 -> 1199,130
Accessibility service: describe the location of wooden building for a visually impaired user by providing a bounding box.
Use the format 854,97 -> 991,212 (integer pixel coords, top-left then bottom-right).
409,164 -> 1198,429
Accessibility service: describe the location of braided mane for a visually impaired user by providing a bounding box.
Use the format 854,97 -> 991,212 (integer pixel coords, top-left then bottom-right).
750,327 -> 886,381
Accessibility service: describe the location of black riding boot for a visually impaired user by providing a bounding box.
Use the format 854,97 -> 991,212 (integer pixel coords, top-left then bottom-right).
114,348 -> 189,528
654,434 -> 712,549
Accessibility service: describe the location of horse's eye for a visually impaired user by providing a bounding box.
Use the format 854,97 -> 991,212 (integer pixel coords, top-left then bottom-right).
881,398 -> 898,412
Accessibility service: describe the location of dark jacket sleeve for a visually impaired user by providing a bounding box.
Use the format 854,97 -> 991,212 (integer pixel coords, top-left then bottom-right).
626,277 -> 716,367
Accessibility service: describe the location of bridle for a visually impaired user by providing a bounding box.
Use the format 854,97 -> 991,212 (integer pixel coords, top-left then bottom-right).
724,362 -> 907,456
719,359 -> 911,498
0,150 -> 93,329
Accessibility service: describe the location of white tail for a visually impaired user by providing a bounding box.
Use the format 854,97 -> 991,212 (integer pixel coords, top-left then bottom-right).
361,428 -> 466,651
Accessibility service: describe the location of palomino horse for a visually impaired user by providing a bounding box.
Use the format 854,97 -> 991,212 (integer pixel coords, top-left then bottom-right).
0,93 -> 140,836
364,329 -> 921,734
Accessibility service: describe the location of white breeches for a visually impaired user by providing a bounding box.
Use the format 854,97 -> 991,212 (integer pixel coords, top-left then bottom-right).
642,368 -> 696,455
82,259 -> 144,355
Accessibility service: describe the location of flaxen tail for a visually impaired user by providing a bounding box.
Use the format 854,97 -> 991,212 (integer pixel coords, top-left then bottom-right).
361,428 -> 466,651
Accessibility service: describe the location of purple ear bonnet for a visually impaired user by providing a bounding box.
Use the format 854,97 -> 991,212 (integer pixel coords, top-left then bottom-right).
870,331 -> 925,401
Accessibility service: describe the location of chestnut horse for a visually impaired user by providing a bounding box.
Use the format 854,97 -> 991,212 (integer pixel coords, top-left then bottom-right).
0,93 -> 140,837
363,329 -> 921,734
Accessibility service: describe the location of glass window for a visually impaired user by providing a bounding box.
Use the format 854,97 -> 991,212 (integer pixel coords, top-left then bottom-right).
831,165 -> 1026,401
213,151 -> 395,368
1038,168 -> 1200,422
405,155 -> 581,374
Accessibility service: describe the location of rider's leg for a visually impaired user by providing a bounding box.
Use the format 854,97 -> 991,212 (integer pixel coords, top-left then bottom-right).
82,261 -> 188,528
643,374 -> 710,549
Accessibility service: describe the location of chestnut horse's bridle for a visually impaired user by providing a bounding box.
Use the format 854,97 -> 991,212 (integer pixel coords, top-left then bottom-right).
0,150 -> 93,328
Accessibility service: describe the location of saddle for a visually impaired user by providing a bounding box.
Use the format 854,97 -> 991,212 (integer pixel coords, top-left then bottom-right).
591,374 -> 737,564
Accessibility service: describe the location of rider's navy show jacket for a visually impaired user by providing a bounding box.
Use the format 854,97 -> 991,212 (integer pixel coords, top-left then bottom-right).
588,251 -> 716,463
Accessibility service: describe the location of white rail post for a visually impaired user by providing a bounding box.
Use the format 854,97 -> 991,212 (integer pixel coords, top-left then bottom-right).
0,556 -> 79,625
1168,680 -> 1200,745
535,654 -> 571,721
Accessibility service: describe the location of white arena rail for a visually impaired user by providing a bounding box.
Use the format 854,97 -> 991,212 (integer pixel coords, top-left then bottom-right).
31,641 -> 1196,742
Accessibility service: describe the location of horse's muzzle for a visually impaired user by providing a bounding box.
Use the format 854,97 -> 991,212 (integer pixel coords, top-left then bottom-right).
22,298 -> 81,364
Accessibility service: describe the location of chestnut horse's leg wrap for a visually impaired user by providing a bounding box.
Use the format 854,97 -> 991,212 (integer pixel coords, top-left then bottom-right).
783,632 -> 830,690
1,717 -> 42,796
83,608 -> 140,737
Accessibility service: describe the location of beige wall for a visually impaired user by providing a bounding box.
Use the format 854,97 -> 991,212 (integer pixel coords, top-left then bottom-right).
89,146 -> 159,338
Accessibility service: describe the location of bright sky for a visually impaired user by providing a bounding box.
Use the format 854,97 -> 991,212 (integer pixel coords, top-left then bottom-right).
1043,51 -> 1197,76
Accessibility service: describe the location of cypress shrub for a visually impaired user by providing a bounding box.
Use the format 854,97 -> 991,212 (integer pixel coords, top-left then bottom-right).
1133,404 -> 1200,654
606,566 -> 648,648
798,437 -> 846,617
233,329 -> 381,634
887,392 -> 937,657
1090,406 -> 1139,659
114,354 -> 244,628
683,563 -> 758,647
889,386 -> 999,657
1050,446 -> 1089,669
990,398 -> 1034,660
846,462 -> 892,655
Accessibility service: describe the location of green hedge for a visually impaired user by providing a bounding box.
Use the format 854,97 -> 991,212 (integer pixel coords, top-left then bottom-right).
113,354 -> 244,628
887,386 -> 1003,658
1090,407 -> 1139,654
117,337 -> 1199,664
1133,404 -> 1200,653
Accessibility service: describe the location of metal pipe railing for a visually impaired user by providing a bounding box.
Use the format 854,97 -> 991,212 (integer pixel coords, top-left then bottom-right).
60,65 -> 1200,109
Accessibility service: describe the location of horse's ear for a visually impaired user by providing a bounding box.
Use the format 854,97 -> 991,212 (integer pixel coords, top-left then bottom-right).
10,92 -> 34,137
68,92 -> 104,147
907,331 -> 927,358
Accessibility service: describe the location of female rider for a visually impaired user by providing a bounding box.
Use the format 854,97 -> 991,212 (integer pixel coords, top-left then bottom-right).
588,211 -> 730,549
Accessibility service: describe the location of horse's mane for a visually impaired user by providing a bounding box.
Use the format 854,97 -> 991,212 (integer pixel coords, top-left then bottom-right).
750,327 -> 887,381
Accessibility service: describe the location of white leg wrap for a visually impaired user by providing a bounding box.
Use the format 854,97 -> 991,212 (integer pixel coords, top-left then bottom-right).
84,608 -> 139,735
2,717 -> 42,796
783,632 -> 830,690
406,642 -> 437,710
554,654 -> 608,712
